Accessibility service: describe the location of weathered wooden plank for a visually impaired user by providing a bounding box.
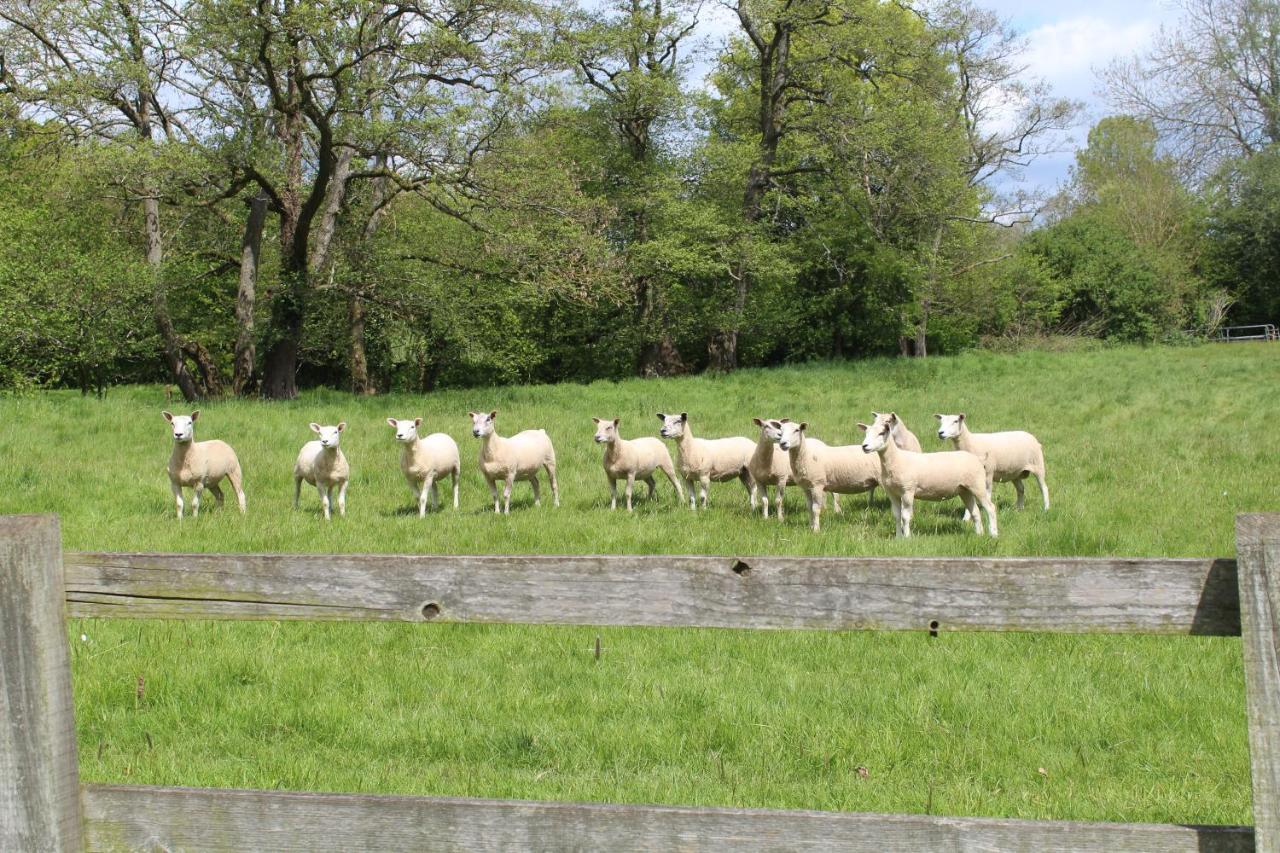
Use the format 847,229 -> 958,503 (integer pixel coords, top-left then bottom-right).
0,516 -> 83,852
79,784 -> 1254,852
1237,513 -> 1280,853
64,551 -> 1241,634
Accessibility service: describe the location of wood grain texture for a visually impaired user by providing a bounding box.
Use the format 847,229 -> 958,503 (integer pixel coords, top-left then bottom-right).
64,551 -> 1241,634
0,515 -> 83,852
80,784 -> 1254,853
1237,513 -> 1280,853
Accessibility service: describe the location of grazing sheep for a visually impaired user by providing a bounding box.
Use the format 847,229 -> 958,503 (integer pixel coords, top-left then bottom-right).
873,410 -> 922,452
593,417 -> 684,510
388,417 -> 460,517
861,413 -> 997,538
162,410 -> 246,519
768,420 -> 879,531
469,410 -> 559,513
749,417 -> 793,519
935,413 -> 1049,513
293,422 -> 350,520
656,412 -> 756,510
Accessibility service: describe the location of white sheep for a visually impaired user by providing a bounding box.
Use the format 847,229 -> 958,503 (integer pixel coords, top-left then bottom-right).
161,410 -> 246,519
861,412 -> 997,537
293,422 -> 349,520
748,417 -> 793,519
593,417 -> 684,510
470,410 -> 559,513
388,417 -> 460,517
768,420 -> 879,531
935,413 -> 1049,513
873,410 -> 922,452
657,412 -> 756,510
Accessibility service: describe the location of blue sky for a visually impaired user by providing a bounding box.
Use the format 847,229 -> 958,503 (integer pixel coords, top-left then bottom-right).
693,0 -> 1181,198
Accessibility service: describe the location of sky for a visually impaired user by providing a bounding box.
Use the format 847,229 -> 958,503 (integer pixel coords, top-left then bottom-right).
693,0 -> 1182,199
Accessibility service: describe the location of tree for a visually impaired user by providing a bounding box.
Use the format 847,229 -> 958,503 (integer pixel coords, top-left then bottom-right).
1103,0 -> 1280,177
1204,145 -> 1280,323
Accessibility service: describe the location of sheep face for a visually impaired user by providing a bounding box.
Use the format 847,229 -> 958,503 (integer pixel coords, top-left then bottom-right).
936,413 -> 965,441
468,410 -> 498,438
387,417 -> 422,443
311,422 -> 346,449
162,410 -> 198,443
761,418 -> 788,444
861,418 -> 893,453
657,412 -> 688,439
773,421 -> 807,452
593,417 -> 620,444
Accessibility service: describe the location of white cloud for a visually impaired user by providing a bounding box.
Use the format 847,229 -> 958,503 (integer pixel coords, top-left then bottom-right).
1021,15 -> 1158,103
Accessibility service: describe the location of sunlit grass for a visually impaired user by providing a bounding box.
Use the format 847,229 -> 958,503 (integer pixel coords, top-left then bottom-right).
3,342 -> 1276,825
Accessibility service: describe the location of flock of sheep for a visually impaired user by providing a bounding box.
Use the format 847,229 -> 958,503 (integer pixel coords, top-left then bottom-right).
161,408 -> 1050,537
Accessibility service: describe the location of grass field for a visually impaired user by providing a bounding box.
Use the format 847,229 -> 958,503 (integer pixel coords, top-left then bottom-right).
2,343 -> 1277,825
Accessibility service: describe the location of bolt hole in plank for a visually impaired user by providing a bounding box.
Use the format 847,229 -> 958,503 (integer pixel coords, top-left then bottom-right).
420,602 -> 441,620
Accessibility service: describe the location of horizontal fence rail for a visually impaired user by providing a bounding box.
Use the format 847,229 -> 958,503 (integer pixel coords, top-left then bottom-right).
65,551 -> 1242,635
80,784 -> 1255,853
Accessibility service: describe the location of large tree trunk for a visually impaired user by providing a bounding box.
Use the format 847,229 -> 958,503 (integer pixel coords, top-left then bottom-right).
348,290 -> 375,395
232,192 -> 268,396
144,194 -> 201,401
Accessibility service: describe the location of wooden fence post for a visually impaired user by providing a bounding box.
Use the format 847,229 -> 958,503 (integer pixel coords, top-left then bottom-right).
0,515 -> 83,852
1238,513 -> 1280,853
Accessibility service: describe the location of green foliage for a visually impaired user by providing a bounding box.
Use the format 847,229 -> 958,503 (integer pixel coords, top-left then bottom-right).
1204,145 -> 1280,324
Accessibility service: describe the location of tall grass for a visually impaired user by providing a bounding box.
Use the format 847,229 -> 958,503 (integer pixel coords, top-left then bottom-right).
3,343 -> 1277,824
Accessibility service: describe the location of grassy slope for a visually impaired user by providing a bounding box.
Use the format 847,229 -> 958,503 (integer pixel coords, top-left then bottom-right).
2,343 -> 1276,824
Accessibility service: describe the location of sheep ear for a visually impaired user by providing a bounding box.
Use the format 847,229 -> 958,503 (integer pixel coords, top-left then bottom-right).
887,412 -> 898,424
592,417 -> 601,424
934,414 -> 943,420
337,422 -> 346,432
799,422 -> 808,431
414,417 -> 423,427
467,411 -> 477,418
309,423 -> 321,433
387,418 -> 398,428
958,413 -> 966,421
190,410 -> 200,421
871,411 -> 881,418
489,410 -> 498,421
680,412 -> 687,422
752,417 -> 764,427
780,417 -> 791,423
857,422 -> 869,432
162,411 -> 174,422
613,418 -> 620,427
656,412 -> 666,421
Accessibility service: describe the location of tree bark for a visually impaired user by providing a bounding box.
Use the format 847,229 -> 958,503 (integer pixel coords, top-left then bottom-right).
348,290 -> 374,395
145,194 -> 200,401
232,192 -> 268,396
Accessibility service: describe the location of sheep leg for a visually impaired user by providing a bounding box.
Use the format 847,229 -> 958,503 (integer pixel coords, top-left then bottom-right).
1013,476 -> 1026,511
775,481 -> 785,521
1034,469 -> 1050,510
625,473 -> 636,512
888,492 -> 902,537
227,467 -> 247,514
337,481 -> 348,517
684,478 -> 697,510
452,468 -> 460,509
760,485 -> 769,519
424,473 -> 440,514
961,490 -> 982,535
430,480 -> 441,510
486,477 -> 500,513
752,480 -> 763,517
171,481 -> 184,519
503,475 -> 515,513
644,476 -> 656,501
208,482 -> 225,506
978,490 -> 999,537
317,483 -> 331,521
831,492 -> 843,514
740,469 -> 755,509
662,464 -> 684,504
531,473 -> 542,507
191,483 -> 203,519
699,476 -> 711,509
293,476 -> 303,510
899,492 -> 915,538
545,462 -> 560,508
866,484 -> 876,509
808,485 -> 824,532
608,477 -> 618,511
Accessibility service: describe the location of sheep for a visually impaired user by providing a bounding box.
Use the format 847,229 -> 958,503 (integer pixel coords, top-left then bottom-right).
593,417 -> 684,510
387,417 -> 460,517
935,413 -> 1049,513
161,410 -> 246,519
767,420 -> 879,531
873,410 -> 922,452
656,412 -> 756,510
293,422 -> 350,520
469,410 -> 559,513
860,412 -> 997,537
748,417 -> 793,519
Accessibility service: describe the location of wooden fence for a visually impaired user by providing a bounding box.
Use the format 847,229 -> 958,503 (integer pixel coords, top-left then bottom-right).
2,512 -> 1276,851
